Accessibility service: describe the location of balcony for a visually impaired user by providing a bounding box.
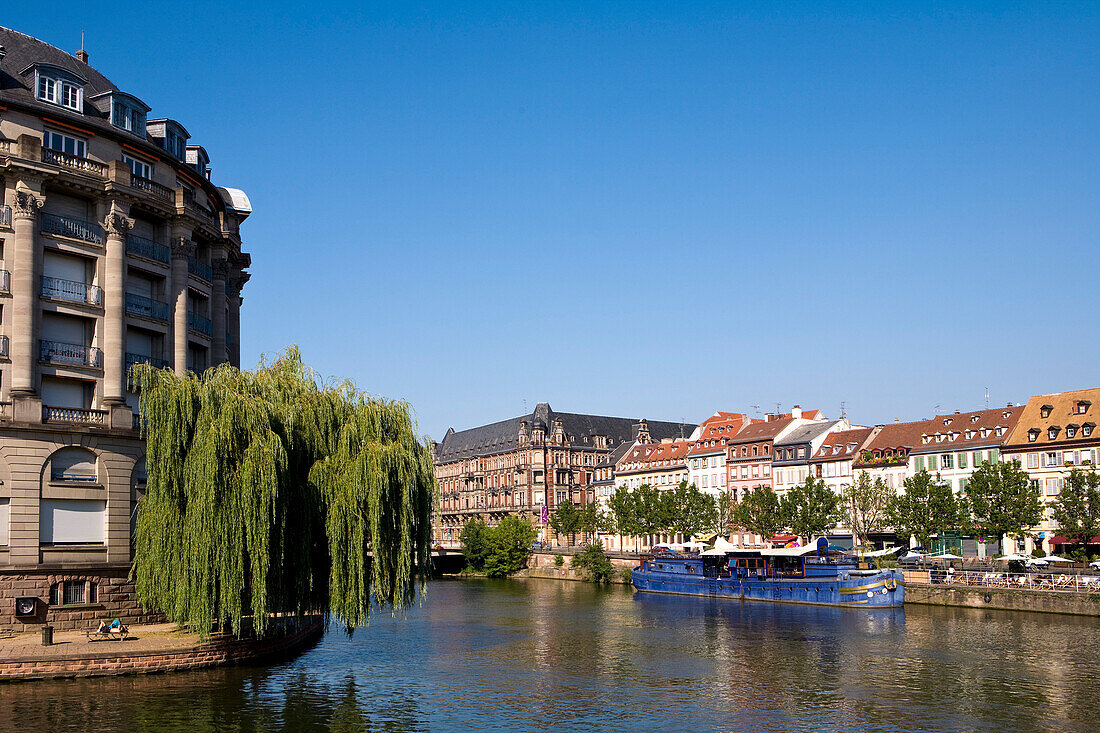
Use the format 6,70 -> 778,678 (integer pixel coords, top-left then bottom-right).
40,212 -> 104,245
188,257 -> 213,282
126,352 -> 172,371
187,310 -> 212,337
0,204 -> 10,228
126,234 -> 170,264
41,275 -> 103,307
41,148 -> 108,178
39,339 -> 103,369
130,174 -> 174,203
42,405 -> 107,425
0,335 -> 8,358
125,292 -> 170,322
0,270 -> 9,293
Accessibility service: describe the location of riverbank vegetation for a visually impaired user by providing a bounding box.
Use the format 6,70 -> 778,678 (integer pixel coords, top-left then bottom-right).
459,517 -> 537,577
130,348 -> 436,637
570,543 -> 616,584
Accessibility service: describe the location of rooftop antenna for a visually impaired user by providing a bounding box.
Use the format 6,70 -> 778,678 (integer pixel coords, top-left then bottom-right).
840,401 -> 846,420
522,399 -> 527,415
750,403 -> 760,418
985,387 -> 990,410
934,403 -> 941,416
775,402 -> 781,416
680,418 -> 685,439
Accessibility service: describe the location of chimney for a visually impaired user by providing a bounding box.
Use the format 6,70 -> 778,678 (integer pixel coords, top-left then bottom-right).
75,49 -> 88,64
894,418 -> 899,424
791,405 -> 802,419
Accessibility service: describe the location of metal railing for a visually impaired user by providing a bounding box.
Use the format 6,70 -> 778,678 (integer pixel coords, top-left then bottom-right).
40,212 -> 104,245
126,234 -> 170,264
39,339 -> 103,368
187,310 -> 212,336
41,275 -> 103,306
41,148 -> 108,178
0,205 -> 10,228
903,569 -> 1100,594
126,352 -> 171,371
188,257 -> 213,282
125,292 -> 170,322
0,270 -> 9,293
129,174 -> 174,203
0,139 -> 10,154
0,335 -> 8,358
42,405 -> 107,425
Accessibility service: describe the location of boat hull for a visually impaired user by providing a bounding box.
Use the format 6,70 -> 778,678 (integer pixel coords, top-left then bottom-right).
631,569 -> 905,608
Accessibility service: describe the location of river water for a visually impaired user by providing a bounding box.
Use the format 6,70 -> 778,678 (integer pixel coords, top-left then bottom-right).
4,578 -> 1099,732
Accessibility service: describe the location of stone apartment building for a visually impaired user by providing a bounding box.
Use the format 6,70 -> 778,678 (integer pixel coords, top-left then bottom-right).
771,419 -> 851,497
0,28 -> 251,630
433,404 -> 687,545
686,411 -> 755,497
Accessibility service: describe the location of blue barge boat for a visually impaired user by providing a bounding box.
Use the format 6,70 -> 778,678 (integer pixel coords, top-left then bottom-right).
631,538 -> 904,608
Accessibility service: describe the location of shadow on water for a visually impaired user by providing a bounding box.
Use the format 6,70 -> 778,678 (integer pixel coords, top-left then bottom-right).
4,578 -> 1100,732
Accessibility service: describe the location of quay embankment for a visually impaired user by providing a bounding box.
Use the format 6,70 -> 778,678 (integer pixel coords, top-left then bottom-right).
0,616 -> 324,682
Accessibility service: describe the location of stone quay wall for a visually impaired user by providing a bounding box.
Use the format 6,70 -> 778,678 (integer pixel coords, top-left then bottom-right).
905,583 -> 1100,616
0,617 -> 325,682
1,565 -> 162,632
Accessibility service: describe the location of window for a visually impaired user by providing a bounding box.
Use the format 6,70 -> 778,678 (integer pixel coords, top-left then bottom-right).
1049,427 -> 1060,440
1028,429 -> 1040,443
37,74 -> 57,102
43,130 -> 86,158
112,101 -> 146,135
1066,426 -> 1077,439
49,580 -> 97,606
122,154 -> 153,180
1040,405 -> 1053,419
62,82 -> 81,109
1044,477 -> 1063,496
1044,452 -> 1061,467
1085,424 -> 1095,438
35,70 -> 83,111
958,452 -> 968,470
50,447 -> 98,482
39,499 -> 106,544
1027,453 -> 1039,469
915,456 -> 925,471
941,454 -> 954,470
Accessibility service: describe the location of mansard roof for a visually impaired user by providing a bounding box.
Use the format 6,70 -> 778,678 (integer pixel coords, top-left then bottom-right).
434,402 -> 690,462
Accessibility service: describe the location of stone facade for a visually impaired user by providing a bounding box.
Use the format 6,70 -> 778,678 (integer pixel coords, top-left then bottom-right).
0,28 -> 251,630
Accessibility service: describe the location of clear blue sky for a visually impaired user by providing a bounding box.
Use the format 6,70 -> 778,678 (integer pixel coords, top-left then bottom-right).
8,2 -> 1098,438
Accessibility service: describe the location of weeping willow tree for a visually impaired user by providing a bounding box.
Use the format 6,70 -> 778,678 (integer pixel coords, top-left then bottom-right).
130,347 -> 435,637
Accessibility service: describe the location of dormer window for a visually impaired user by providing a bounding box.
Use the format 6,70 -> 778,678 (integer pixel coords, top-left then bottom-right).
1084,423 -> 1095,438
965,430 -> 974,440
31,66 -> 85,111
1066,425 -> 1078,439
971,415 -> 981,423
922,435 -> 931,444
1003,411 -> 1011,419
111,99 -> 147,136
1048,426 -> 1060,440
1040,404 -> 1054,419
1078,401 -> 1092,415
1028,428 -> 1040,442
980,428 -> 989,439
996,427 -> 1005,437
943,418 -> 952,426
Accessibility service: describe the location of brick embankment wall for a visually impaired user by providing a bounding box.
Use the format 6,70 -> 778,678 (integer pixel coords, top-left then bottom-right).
905,584 -> 1100,616
516,551 -> 640,585
0,617 -> 325,682
1,566 -> 162,632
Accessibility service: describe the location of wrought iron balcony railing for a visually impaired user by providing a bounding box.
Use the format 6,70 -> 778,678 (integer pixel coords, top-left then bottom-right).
40,212 -> 104,245
125,292 -> 170,322
39,339 -> 103,368
41,275 -> 103,306
126,234 -> 171,264
187,310 -> 212,336
42,405 -> 107,425
126,352 -> 172,371
41,148 -> 108,178
129,174 -> 174,203
188,257 -> 213,282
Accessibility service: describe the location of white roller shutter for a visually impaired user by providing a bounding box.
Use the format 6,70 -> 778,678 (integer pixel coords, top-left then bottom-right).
43,251 -> 88,282
39,499 -> 106,544
0,498 -> 8,546
41,377 -> 88,408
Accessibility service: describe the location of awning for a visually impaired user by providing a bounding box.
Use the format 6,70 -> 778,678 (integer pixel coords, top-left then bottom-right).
768,534 -> 799,543
1050,535 -> 1100,545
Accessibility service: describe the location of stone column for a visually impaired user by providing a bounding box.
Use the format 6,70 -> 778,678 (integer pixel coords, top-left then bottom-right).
10,188 -> 43,420
170,236 -> 195,375
102,203 -> 135,429
211,258 -> 229,366
226,271 -> 248,368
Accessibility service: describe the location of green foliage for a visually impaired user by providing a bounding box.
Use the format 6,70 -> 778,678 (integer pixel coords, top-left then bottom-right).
964,460 -> 1043,551
619,566 -> 633,583
482,516 -> 537,577
632,484 -> 668,537
781,476 -> 843,542
844,471 -> 894,549
887,470 -> 963,549
577,501 -> 603,541
733,485 -> 784,540
570,543 -> 616,584
664,482 -> 718,539
714,490 -> 736,536
607,486 -> 639,540
459,519 -> 490,571
1051,468 -> 1100,548
130,347 -> 435,637
549,500 -> 582,543
553,553 -> 565,567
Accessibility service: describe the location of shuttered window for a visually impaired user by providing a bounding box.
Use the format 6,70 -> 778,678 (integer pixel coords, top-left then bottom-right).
915,456 -> 925,471
39,499 -> 106,544
958,452 -> 968,469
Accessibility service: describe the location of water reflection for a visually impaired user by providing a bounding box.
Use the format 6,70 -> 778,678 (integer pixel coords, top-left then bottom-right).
3,578 -> 1099,731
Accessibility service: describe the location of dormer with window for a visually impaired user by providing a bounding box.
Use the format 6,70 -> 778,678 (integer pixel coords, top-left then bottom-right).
971,415 -> 981,423
1066,424 -> 1078,439
1003,411 -> 1012,419
921,434 -> 931,445
965,430 -> 974,440
1040,404 -> 1054,419
980,428 -> 990,439
1048,426 -> 1061,440
1084,423 -> 1095,438
1077,400 -> 1092,415
996,427 -> 1005,437
186,145 -> 210,178
1028,428 -> 1040,442
87,90 -> 150,137
147,119 -> 190,160
25,64 -> 85,111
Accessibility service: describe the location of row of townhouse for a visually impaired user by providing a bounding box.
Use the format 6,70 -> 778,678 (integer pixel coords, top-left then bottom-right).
581,389 -> 1100,555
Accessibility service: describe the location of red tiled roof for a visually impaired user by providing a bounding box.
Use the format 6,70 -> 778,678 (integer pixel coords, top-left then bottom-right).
617,440 -> 692,473
727,416 -> 797,444
910,406 -> 1023,454
687,411 -> 754,456
810,427 -> 875,462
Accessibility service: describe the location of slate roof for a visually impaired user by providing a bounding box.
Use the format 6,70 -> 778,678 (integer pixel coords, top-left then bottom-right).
1004,388 -> 1100,450
434,402 -> 691,462
727,416 -> 797,444
775,420 -> 842,447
